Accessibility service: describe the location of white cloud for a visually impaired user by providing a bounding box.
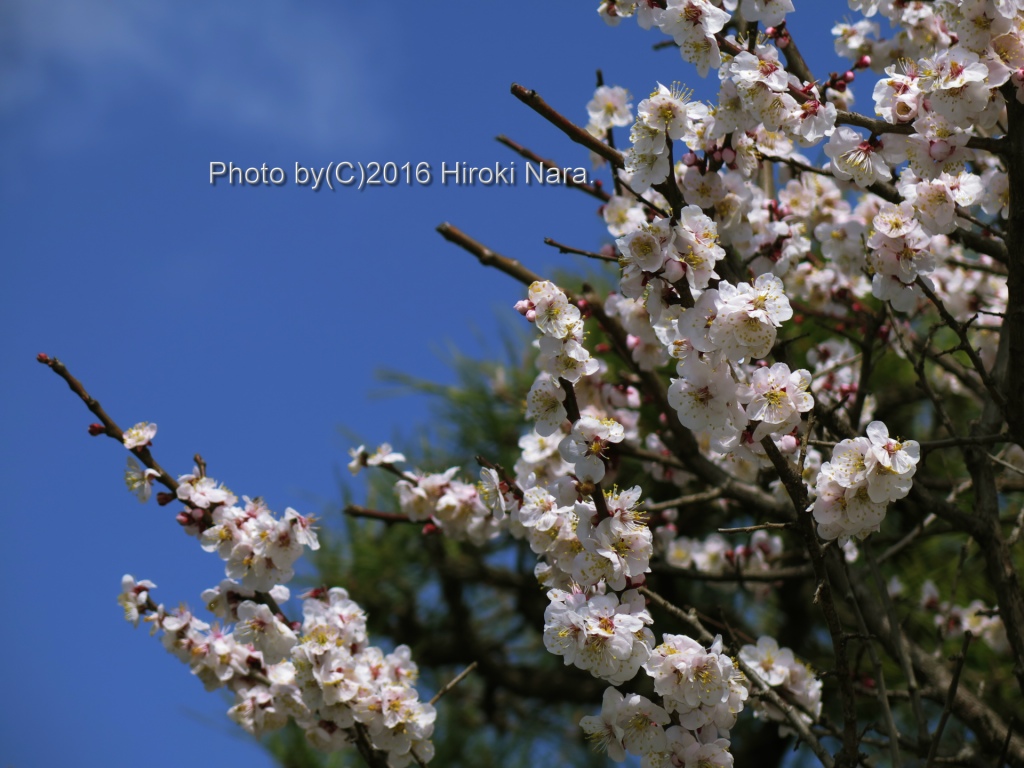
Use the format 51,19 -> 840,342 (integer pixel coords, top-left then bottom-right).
2,0 -> 387,150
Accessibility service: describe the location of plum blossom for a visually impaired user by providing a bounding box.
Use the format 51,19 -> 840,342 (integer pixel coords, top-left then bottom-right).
825,127 -> 892,187
119,574 -> 156,627
587,85 -> 634,130
123,421 -> 157,449
125,456 -> 160,502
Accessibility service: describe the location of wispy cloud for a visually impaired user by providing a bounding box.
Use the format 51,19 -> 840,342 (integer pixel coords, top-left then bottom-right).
1,0 -> 387,150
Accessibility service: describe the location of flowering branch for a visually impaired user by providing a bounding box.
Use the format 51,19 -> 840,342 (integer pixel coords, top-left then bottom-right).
37,354 -> 178,492
759,435 -> 859,767
641,587 -> 836,768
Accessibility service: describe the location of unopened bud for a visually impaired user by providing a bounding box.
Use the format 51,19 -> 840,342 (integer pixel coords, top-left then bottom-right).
720,147 -> 736,164
422,522 -> 439,535
855,55 -> 871,69
514,299 -> 532,316
682,151 -> 699,166
833,81 -> 847,92
175,510 -> 192,525
88,423 -> 105,436
36,353 -> 50,364
594,342 -> 611,354
525,308 -> 537,323
843,70 -> 855,83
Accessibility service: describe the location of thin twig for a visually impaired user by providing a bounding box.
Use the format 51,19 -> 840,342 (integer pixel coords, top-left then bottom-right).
865,537 -> 930,752
926,632 -> 974,768
429,661 -> 479,706
642,488 -> 722,512
718,522 -> 793,534
344,505 -> 415,524
496,135 -> 610,201
543,237 -> 617,262
842,557 -> 903,767
761,434 -> 859,766
916,277 -> 1006,411
38,354 -> 178,492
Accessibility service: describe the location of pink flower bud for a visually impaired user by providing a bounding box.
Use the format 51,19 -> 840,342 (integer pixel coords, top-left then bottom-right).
88,423 -> 106,436
856,55 -> 871,69
514,299 -> 532,316
720,147 -> 736,164
682,151 -> 699,166
843,70 -> 855,83
36,352 -> 50,364
176,510 -> 192,526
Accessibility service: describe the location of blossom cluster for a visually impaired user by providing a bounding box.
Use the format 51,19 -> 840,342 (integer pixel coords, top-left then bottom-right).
812,421 -> 920,541
543,586 -> 654,684
116,429 -> 437,765
920,580 -> 1009,652
739,636 -> 823,734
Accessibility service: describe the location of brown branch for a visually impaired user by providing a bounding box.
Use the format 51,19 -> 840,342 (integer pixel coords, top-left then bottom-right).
428,661 -> 479,706
653,562 -> 813,582
925,632 -> 974,768
344,505 -> 415,524
543,237 -> 617,262
863,539 -> 930,751
38,354 -> 178,492
842,557 -> 903,767
641,488 -> 721,512
920,433 -> 1011,454
436,223 -> 545,289
718,522 -> 792,534
915,277 -> 1006,412
760,435 -> 859,767
835,109 -> 1006,153
1004,82 -> 1024,445
496,135 -> 610,201
510,83 -> 624,168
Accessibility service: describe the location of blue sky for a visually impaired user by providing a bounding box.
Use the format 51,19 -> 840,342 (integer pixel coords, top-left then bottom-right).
0,2 -> 846,765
